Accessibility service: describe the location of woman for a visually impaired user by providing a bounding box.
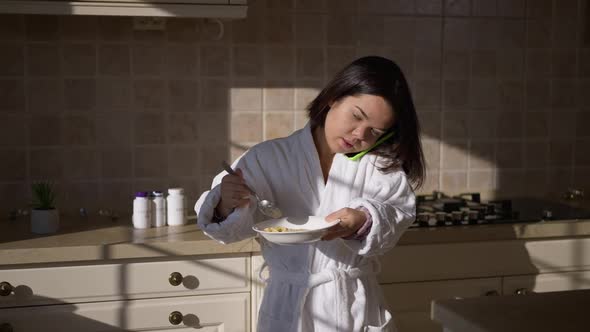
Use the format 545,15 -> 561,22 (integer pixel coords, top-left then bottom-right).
195,56 -> 425,331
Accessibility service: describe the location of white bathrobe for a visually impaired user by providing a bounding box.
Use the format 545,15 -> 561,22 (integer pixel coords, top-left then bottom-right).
195,123 -> 416,332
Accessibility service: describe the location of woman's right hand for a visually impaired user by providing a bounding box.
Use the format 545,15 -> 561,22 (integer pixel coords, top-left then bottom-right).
216,168 -> 251,219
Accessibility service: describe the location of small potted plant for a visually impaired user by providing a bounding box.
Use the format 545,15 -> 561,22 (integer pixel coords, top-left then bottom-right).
30,181 -> 59,234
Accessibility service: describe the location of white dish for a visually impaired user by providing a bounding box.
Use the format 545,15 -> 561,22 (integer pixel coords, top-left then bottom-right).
252,216 -> 339,245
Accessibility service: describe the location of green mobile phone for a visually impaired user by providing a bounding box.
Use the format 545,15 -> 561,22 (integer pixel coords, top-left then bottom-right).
346,131 -> 395,161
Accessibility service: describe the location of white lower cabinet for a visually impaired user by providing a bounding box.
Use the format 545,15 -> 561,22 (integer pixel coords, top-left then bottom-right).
0,255 -> 251,332
378,237 -> 590,332
2,236 -> 589,332
0,292 -> 250,332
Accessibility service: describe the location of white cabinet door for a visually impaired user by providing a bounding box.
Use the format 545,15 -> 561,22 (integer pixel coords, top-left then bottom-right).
0,293 -> 250,332
503,270 -> 590,295
0,255 -> 250,308
382,277 -> 501,332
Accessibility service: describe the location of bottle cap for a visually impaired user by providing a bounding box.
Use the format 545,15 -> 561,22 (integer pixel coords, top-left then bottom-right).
135,191 -> 149,198
168,188 -> 184,195
152,191 -> 164,197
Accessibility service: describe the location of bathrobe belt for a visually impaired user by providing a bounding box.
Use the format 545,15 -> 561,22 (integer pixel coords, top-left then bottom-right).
260,260 -> 380,289
259,260 -> 381,331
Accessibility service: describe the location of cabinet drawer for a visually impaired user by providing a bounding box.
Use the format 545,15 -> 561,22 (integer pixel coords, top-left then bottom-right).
0,255 -> 250,308
382,277 -> 502,312
503,270 -> 590,295
379,237 -> 590,282
0,292 -> 250,332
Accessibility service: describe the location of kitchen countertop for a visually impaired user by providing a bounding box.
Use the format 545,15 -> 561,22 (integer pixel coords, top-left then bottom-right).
1,216 -> 589,266
431,289 -> 590,332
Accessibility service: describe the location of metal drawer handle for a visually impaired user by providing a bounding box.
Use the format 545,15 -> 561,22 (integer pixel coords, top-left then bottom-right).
484,290 -> 499,296
169,272 -> 183,286
515,288 -> 529,295
169,311 -> 183,325
0,282 -> 13,297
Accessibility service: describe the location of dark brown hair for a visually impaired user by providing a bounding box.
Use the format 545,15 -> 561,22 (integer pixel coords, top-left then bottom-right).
307,56 -> 426,189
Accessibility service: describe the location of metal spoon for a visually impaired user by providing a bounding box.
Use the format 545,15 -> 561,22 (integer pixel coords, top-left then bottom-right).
221,161 -> 283,219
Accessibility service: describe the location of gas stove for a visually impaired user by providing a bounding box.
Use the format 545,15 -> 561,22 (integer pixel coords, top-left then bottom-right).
412,191 -> 590,228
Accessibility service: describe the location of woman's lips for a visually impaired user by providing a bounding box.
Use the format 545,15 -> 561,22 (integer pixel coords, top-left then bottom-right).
340,138 -> 354,150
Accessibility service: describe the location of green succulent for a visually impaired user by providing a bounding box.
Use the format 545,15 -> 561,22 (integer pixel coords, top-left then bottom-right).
31,181 -> 57,210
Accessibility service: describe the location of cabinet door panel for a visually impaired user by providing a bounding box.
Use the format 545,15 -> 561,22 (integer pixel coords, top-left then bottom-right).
0,293 -> 250,332
0,256 -> 250,308
503,270 -> 590,295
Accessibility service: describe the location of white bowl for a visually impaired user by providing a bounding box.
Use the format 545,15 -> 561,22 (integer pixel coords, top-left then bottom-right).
252,216 -> 339,245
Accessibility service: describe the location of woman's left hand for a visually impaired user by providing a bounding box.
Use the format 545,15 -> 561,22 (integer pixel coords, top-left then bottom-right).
322,208 -> 366,241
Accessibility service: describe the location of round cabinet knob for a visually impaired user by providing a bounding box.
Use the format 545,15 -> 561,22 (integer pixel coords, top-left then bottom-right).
169,272 -> 183,286
0,282 -> 13,297
169,311 -> 183,325
0,323 -> 14,332
484,290 -> 499,296
515,288 -> 529,295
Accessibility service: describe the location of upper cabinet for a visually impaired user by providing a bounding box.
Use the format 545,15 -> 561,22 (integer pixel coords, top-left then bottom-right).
0,0 -> 248,18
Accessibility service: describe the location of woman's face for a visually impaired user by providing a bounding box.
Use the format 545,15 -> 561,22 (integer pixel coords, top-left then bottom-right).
323,94 -> 395,154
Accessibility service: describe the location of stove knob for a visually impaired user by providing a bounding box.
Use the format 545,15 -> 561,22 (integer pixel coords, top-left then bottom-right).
451,211 -> 463,222
515,288 -> 530,295
435,212 -> 446,223
417,213 -> 430,223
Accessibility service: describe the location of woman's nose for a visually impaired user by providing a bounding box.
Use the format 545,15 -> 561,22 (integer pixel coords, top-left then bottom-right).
352,126 -> 370,140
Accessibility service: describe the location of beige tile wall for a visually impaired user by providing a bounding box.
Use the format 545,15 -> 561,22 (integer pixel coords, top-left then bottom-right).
0,0 -> 589,217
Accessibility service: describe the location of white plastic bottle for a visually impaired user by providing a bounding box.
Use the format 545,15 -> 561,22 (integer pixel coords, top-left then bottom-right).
152,191 -> 167,227
167,188 -> 186,226
132,192 -> 151,229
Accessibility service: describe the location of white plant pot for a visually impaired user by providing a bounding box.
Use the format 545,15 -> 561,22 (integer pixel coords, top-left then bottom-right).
30,209 -> 60,234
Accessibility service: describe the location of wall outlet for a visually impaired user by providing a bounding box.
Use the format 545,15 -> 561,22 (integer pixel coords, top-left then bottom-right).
133,17 -> 167,31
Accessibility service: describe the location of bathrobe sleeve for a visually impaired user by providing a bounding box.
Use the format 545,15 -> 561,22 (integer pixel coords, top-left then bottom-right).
194,151 -> 261,244
343,162 -> 416,257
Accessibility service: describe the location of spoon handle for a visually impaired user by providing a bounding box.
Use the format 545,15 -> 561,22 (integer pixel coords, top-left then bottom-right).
221,161 -> 258,198
221,160 -> 237,176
